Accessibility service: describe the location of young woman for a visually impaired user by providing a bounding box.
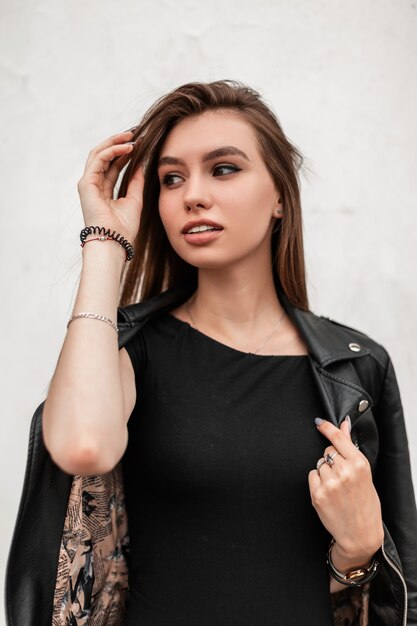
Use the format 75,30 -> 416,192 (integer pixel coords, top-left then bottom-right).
6,80 -> 417,625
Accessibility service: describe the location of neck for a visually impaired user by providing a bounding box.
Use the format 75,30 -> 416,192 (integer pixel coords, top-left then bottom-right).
188,261 -> 285,341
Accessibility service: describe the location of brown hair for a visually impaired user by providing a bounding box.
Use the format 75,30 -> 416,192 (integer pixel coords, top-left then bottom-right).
117,79 -> 308,310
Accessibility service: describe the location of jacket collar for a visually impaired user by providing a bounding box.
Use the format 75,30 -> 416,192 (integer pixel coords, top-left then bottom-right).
117,283 -> 370,368
280,293 -> 371,367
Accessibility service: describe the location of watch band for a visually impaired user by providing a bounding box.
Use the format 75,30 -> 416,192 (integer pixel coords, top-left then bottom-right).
326,538 -> 380,587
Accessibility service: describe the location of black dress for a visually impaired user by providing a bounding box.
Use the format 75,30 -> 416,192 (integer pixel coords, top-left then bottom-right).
122,311 -> 334,625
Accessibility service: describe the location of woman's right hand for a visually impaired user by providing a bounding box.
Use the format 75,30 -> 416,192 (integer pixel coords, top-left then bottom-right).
77,130 -> 144,243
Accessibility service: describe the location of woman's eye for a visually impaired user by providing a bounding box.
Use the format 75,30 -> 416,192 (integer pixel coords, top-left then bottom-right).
160,164 -> 240,187
161,173 -> 181,186
213,164 -> 241,176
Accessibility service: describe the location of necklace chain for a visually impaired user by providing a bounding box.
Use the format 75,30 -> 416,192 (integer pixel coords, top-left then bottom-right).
185,299 -> 286,355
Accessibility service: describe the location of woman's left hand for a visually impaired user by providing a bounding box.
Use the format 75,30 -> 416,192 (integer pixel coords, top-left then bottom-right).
308,417 -> 384,562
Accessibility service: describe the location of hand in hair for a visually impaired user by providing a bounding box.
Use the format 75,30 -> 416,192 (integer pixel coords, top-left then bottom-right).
77,130 -> 144,243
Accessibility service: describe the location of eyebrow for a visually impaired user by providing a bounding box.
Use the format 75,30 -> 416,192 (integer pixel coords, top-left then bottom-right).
158,146 -> 250,168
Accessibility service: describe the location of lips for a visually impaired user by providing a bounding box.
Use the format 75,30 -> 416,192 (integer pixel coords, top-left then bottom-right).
183,228 -> 223,245
181,219 -> 224,234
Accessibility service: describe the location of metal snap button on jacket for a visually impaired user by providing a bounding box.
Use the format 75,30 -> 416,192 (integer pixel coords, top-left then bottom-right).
358,400 -> 369,412
349,342 -> 361,352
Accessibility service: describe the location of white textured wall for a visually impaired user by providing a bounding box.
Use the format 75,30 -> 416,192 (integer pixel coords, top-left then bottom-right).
1,1 -> 416,622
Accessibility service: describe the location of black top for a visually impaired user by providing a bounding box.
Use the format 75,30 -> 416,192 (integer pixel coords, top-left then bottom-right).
122,311 -> 334,625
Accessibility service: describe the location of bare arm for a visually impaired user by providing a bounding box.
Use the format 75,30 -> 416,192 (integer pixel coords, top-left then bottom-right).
42,130 -> 144,475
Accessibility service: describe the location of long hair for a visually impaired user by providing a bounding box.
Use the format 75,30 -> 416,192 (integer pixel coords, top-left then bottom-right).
117,79 -> 308,310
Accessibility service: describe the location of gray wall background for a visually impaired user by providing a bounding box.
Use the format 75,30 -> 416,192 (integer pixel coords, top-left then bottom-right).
1,0 -> 416,622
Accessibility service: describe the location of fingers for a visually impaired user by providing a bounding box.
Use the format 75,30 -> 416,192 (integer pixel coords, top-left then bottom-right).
102,150 -> 136,198
323,445 -> 341,459
125,163 -> 145,206
85,130 -> 135,170
314,417 -> 356,459
308,468 -> 321,493
92,142 -> 135,178
321,447 -> 343,473
313,416 -> 371,487
78,134 -> 137,201
339,416 -> 352,439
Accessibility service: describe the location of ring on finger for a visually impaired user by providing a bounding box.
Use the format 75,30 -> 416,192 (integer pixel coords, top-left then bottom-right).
324,451 -> 339,467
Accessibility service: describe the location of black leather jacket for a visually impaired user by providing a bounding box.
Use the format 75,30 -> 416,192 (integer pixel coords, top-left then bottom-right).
5,283 -> 417,625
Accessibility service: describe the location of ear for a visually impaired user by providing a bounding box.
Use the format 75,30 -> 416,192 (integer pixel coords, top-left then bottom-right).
274,197 -> 283,217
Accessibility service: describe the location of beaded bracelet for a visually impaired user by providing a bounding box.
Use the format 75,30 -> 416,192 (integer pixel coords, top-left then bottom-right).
80,226 -> 135,261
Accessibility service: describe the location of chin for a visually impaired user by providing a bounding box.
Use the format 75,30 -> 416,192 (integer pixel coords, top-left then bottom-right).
180,256 -> 230,271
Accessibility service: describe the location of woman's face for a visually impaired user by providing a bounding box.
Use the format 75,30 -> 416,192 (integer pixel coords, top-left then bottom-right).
158,109 -> 280,270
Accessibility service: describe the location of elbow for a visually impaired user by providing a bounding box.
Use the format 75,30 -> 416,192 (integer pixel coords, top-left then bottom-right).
62,444 -> 116,476
46,437 -> 125,476
42,401 -> 127,475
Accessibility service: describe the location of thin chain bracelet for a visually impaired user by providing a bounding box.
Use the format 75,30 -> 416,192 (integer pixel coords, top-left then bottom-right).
67,312 -> 119,333
80,226 -> 135,261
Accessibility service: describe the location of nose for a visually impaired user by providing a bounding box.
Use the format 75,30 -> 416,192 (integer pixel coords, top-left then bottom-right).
183,174 -> 212,211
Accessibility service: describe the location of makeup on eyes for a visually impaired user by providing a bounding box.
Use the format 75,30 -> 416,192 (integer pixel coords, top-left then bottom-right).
160,164 -> 242,187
